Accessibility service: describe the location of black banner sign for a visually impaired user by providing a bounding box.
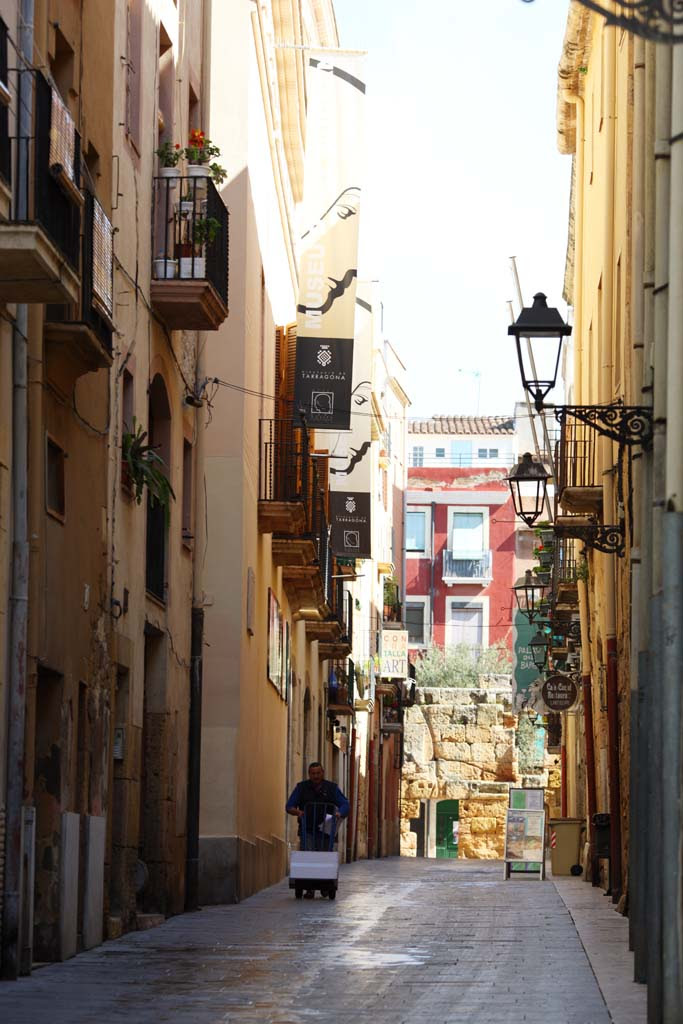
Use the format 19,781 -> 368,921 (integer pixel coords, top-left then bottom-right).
329,490 -> 371,558
542,673 -> 579,712
293,336 -> 354,430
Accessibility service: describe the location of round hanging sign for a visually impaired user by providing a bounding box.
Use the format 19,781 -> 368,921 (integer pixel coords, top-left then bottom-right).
542,673 -> 579,712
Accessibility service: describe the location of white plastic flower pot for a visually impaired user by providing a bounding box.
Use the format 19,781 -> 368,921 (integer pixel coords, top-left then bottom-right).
186,164 -> 210,178
154,257 -> 177,279
179,256 -> 205,279
159,166 -> 180,187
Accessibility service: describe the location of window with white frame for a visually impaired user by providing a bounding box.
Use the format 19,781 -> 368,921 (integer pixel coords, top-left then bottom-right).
405,599 -> 428,645
406,509 -> 427,553
446,599 -> 486,653
450,511 -> 485,555
410,446 -> 424,467
435,447 -> 445,459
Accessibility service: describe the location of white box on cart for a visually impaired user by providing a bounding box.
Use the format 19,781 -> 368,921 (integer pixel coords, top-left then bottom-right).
289,851 -> 339,880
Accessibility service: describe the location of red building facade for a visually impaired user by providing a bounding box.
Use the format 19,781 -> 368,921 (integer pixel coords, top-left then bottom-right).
404,417 -> 518,656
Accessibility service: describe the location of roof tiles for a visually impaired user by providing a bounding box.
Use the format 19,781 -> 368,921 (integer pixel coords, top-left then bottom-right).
408,415 -> 515,436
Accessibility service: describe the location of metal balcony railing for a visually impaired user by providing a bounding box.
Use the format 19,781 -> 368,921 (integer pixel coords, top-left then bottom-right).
5,70 -> 81,268
442,549 -> 492,581
312,487 -> 333,607
553,535 -> 579,587
556,410 -> 600,498
259,417 -> 312,507
331,577 -> 353,644
46,190 -> 114,352
0,19 -> 9,186
153,174 -> 229,307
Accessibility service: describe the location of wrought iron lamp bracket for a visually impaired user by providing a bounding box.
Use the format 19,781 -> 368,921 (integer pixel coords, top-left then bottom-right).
559,519 -> 625,558
522,0 -> 683,45
553,404 -> 652,448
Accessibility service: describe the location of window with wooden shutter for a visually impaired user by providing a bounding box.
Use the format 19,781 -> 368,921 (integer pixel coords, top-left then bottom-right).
50,87 -> 76,181
92,196 -> 113,319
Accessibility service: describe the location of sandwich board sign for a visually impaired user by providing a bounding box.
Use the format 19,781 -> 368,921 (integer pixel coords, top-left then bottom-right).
503,806 -> 546,880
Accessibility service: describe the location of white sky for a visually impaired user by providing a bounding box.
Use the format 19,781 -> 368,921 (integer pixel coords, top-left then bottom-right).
333,0 -> 572,418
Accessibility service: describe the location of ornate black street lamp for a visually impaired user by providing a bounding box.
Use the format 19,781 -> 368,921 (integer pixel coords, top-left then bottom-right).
530,629 -> 549,671
507,452 -> 551,528
513,569 -> 547,624
509,291 -> 653,446
508,293 -> 572,414
521,0 -> 683,45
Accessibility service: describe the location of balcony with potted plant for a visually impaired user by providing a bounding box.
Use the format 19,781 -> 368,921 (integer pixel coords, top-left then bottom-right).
0,69 -> 81,303
151,134 -> 229,330
307,575 -> 353,660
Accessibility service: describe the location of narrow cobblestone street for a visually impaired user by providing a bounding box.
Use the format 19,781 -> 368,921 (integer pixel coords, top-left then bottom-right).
0,859 -> 645,1024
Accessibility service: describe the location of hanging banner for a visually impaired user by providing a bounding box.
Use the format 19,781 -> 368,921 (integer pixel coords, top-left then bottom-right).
294,50 -> 366,430
328,286 -> 373,557
329,490 -> 371,558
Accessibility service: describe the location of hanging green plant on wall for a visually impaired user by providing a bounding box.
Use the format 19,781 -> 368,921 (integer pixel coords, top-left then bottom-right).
121,419 -> 175,523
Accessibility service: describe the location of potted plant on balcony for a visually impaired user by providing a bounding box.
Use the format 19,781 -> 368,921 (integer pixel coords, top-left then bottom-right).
153,251 -> 178,279
155,140 -> 182,184
534,544 -> 553,568
179,215 -> 221,278
183,129 -> 227,183
121,419 -> 175,524
176,189 -> 195,217
534,521 -> 555,546
532,564 -> 551,587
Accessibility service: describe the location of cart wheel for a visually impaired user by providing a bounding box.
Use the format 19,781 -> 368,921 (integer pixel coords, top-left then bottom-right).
327,886 -> 336,900
295,885 -> 303,899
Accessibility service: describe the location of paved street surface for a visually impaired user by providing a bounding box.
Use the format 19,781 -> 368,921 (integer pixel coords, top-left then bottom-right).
0,859 -> 645,1024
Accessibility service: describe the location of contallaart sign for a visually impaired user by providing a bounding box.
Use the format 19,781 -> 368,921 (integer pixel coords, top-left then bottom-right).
542,673 -> 579,712
380,630 -> 408,679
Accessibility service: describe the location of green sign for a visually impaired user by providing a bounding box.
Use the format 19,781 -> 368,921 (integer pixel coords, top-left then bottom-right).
513,609 -> 538,704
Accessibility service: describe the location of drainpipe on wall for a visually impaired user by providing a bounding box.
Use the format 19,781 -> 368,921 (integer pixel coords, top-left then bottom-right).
629,32 -> 650,980
563,87 -> 585,827
646,39 -> 672,1023
185,0 -> 212,913
578,579 -> 598,884
660,31 -> 683,1024
599,14 -> 622,905
430,502 -> 435,645
1,0 -> 33,981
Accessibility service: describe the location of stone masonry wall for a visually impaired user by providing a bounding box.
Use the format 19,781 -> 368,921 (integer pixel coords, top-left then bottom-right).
401,677 -> 519,859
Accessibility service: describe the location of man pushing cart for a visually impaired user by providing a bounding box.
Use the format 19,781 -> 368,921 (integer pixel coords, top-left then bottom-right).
286,762 -> 349,899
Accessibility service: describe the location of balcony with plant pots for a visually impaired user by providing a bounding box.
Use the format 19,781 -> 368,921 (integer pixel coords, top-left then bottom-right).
307,575 -> 353,660
326,660 -> 355,718
44,190 -> 114,390
0,69 -> 81,304
151,134 -> 229,330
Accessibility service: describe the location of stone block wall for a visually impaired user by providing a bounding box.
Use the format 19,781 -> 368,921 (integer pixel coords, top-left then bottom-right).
400,680 -> 521,859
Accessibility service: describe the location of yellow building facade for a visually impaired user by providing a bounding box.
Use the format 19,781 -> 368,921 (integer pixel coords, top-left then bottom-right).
556,4 -> 683,1020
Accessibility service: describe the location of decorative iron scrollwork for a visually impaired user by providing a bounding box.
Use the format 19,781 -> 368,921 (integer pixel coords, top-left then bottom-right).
521,0 -> 683,44
555,518 -> 625,558
554,404 -> 653,448
591,524 -> 625,557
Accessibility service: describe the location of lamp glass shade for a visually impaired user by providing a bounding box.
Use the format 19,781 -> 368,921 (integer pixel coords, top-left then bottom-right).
507,293 -> 572,411
508,452 -> 551,527
512,569 -> 546,623
530,630 -> 549,670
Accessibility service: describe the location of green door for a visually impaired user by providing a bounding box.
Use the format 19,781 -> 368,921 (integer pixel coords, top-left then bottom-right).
436,799 -> 459,858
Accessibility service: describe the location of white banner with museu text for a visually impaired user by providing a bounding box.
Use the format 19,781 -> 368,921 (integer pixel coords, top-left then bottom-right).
294,50 -> 366,431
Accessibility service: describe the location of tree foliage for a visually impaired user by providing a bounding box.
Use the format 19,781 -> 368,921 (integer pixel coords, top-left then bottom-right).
415,642 -> 512,688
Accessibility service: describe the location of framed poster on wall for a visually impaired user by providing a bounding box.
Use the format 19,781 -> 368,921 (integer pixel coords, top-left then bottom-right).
267,588 -> 282,691
282,620 -> 291,703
